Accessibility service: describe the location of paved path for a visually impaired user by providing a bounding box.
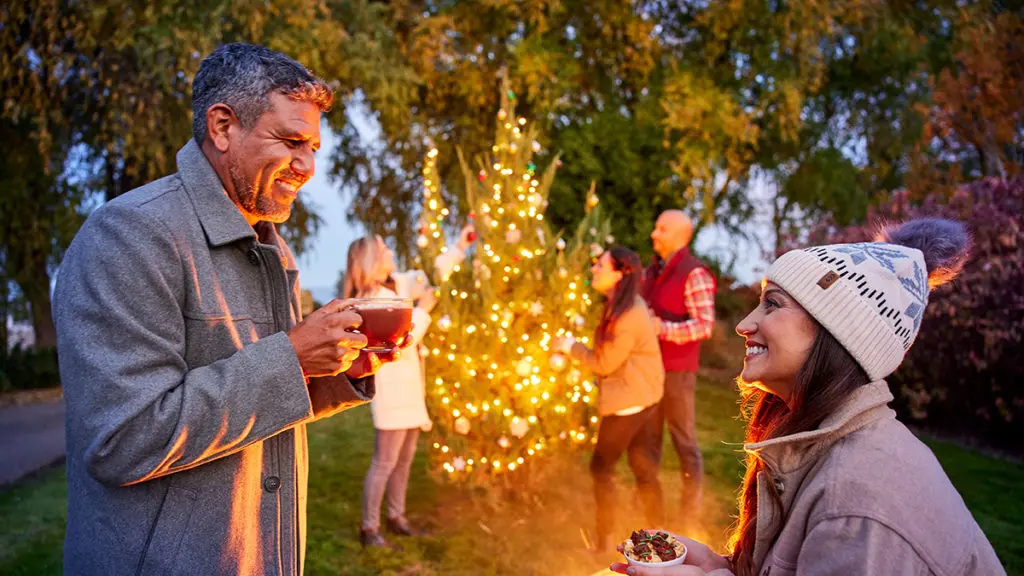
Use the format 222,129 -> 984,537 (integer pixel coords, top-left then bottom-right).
0,398 -> 65,486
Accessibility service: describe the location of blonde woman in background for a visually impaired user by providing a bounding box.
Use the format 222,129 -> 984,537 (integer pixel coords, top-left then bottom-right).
346,225 -> 474,548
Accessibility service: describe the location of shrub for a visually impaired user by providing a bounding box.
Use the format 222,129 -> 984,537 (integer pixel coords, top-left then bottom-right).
790,177 -> 1024,450
0,345 -> 60,393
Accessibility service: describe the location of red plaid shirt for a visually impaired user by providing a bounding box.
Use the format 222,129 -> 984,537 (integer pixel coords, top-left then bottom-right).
659,267 -> 716,344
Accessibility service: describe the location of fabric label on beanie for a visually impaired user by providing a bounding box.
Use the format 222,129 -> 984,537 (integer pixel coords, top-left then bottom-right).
817,270 -> 840,289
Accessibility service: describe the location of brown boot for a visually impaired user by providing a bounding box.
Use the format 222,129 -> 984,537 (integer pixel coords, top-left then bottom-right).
359,528 -> 391,548
386,516 -> 429,537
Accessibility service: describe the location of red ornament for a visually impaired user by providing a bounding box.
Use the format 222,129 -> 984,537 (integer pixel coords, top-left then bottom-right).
477,170 -> 487,181
467,231 -> 478,242
512,256 -> 520,262
468,212 -> 476,220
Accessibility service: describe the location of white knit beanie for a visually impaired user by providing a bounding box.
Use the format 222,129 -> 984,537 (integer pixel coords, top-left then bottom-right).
765,219 -> 970,381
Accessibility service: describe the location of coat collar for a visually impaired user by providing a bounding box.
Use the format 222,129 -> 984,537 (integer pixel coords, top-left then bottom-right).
176,140 -> 258,247
745,380 -> 895,475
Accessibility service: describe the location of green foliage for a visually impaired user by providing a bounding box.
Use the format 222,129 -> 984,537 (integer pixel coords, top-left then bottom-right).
797,177 -> 1024,450
0,346 -> 60,394
415,87 -> 610,482
0,118 -> 84,349
328,1 -> 664,257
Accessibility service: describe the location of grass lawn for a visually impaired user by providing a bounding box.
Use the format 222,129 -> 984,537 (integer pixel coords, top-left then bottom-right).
2,377 -> 1022,574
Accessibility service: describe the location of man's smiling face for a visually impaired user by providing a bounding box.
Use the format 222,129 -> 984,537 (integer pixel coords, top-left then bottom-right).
225,91 -> 321,224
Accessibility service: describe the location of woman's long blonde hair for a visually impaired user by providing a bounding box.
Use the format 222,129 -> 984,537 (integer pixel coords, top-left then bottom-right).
343,235 -> 394,298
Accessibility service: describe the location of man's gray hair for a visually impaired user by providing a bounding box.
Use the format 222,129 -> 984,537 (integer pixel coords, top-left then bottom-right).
192,43 -> 334,144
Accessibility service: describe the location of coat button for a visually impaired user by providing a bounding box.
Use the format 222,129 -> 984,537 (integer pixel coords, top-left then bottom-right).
774,479 -> 785,494
264,476 -> 281,492
247,248 -> 260,265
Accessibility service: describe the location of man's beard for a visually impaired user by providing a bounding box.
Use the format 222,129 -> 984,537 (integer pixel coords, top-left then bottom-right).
228,160 -> 292,224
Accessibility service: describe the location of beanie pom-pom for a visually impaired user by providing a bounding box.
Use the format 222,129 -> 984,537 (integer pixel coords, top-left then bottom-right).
878,218 -> 970,288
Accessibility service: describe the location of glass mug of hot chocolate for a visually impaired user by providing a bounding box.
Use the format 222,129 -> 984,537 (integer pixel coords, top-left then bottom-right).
345,298 -> 414,353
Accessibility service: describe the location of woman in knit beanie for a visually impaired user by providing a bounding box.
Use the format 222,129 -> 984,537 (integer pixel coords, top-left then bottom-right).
611,218 -> 1005,576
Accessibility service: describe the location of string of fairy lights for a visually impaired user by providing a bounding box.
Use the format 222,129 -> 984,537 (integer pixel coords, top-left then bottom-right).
416,86 -> 611,479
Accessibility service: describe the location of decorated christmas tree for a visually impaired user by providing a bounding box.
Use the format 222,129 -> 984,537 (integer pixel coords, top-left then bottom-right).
414,80 -> 613,482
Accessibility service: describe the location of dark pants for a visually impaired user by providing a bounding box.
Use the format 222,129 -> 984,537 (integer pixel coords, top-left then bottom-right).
591,404 -> 664,540
651,370 -> 703,520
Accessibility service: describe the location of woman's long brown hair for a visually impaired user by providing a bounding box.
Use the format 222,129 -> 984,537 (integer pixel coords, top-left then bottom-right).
728,323 -> 869,576
595,246 -> 643,345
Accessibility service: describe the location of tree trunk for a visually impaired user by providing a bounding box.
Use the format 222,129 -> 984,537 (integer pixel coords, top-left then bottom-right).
21,261 -> 56,349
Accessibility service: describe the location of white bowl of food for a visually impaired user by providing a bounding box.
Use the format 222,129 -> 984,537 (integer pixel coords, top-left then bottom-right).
621,529 -> 688,572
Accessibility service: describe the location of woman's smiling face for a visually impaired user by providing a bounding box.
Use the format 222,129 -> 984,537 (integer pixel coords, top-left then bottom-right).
735,281 -> 818,402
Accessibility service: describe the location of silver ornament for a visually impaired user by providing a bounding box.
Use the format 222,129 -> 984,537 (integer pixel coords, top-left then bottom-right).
437,315 -> 452,332
549,353 -> 567,372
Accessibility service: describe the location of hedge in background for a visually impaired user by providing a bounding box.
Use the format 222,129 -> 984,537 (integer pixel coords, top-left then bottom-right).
0,345 -> 60,393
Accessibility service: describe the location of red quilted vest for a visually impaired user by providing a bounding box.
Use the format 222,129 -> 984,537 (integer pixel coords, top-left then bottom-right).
642,248 -> 710,372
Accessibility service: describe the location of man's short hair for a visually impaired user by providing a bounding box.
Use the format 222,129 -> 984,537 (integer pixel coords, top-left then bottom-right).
191,43 -> 334,144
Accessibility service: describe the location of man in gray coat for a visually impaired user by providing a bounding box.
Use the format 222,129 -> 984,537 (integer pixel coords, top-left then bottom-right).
53,43 -> 406,575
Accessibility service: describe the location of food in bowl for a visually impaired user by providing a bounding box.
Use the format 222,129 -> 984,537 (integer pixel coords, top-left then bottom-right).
622,530 -> 687,564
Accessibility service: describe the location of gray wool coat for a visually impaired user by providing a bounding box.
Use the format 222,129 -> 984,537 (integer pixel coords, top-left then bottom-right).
53,140 -> 374,575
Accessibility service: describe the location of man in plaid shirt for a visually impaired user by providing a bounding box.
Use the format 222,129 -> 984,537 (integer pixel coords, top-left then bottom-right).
642,210 -> 716,528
